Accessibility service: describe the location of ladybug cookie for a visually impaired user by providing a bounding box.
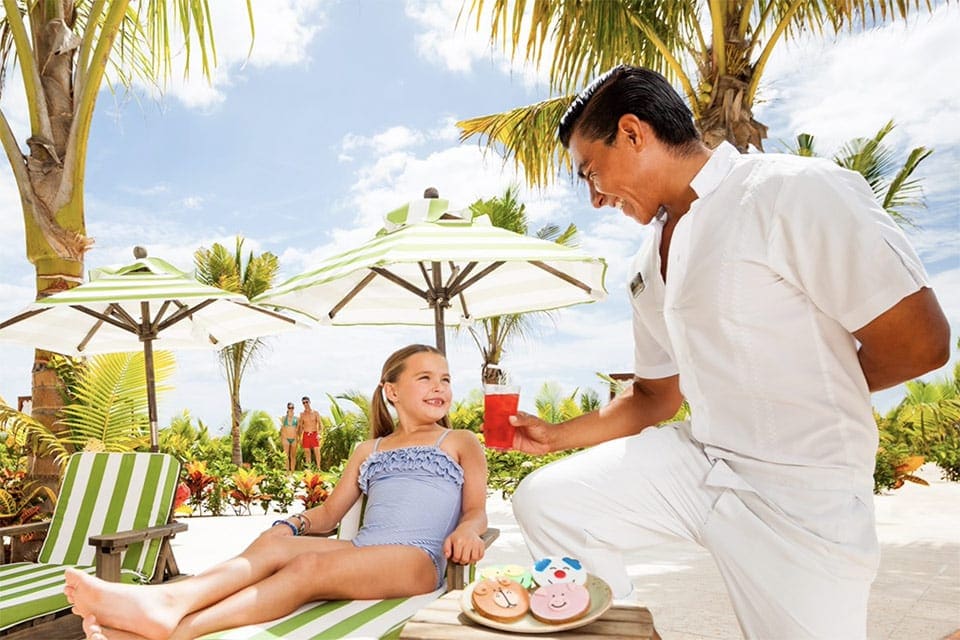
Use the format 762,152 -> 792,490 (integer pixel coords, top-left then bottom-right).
470,576 -> 530,623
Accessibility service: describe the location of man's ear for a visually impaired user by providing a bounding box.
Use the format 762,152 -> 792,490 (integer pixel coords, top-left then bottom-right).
617,114 -> 645,148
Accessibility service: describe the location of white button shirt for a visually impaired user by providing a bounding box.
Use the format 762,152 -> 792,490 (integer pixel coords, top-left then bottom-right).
630,142 -> 928,494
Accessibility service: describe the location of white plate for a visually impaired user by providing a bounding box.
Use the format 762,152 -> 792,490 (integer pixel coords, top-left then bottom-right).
459,574 -> 613,634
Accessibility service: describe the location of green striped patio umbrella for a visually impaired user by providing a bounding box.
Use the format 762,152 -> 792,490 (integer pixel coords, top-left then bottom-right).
0,253 -> 302,450
257,198 -> 607,354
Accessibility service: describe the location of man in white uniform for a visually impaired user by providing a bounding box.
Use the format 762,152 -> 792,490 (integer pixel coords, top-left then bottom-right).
508,65 -> 950,639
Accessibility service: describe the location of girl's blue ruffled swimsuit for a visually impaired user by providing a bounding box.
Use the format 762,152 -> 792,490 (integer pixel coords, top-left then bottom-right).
353,431 -> 464,588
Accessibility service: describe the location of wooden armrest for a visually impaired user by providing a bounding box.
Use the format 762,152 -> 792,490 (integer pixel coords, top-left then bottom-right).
0,521 -> 51,564
0,521 -> 51,539
89,520 -> 188,581
479,527 -> 500,549
445,527 -> 500,591
88,521 -> 188,551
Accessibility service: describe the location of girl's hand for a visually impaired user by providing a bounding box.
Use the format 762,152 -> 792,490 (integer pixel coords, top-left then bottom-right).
443,528 -> 485,566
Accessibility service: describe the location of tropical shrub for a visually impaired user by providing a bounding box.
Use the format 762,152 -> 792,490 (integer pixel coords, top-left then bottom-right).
296,471 -> 333,510
450,390 -> 484,434
227,467 -> 270,516
241,410 -> 281,464
321,392 -> 370,469
0,469 -> 57,537
485,447 -> 571,498
256,466 -> 296,514
182,461 -> 218,515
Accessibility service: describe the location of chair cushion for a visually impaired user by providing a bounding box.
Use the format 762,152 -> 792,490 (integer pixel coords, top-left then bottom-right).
198,588 -> 443,639
0,563 -> 143,631
38,452 -> 181,576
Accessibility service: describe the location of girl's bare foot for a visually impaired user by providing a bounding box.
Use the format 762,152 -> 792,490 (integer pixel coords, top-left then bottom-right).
64,568 -> 180,640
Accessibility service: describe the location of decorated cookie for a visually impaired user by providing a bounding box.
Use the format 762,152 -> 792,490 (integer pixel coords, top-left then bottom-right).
531,556 -> 587,586
529,582 -> 592,624
479,564 -> 535,589
470,577 -> 530,623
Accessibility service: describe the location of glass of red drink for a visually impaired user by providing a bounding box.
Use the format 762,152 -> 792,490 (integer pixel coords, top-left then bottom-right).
483,384 -> 520,451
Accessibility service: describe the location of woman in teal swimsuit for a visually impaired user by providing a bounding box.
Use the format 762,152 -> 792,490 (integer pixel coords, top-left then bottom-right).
280,403 -> 299,472
66,344 -> 489,640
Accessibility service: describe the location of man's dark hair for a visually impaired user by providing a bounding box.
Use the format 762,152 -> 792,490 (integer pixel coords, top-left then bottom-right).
558,65 -> 700,152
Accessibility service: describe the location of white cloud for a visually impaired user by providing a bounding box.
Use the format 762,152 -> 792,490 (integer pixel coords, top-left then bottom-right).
758,5 -> 960,153
128,0 -> 327,109
181,196 -> 204,210
341,126 -> 426,157
405,0 -> 551,89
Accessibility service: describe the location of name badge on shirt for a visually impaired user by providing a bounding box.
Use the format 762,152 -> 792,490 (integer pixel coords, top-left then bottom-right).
629,271 -> 645,298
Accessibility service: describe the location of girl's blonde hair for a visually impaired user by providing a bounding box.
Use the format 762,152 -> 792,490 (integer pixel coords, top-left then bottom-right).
371,344 -> 451,438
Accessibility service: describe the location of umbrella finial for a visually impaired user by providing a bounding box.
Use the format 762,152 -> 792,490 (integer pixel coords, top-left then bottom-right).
423,187 -> 440,199
133,246 -> 148,259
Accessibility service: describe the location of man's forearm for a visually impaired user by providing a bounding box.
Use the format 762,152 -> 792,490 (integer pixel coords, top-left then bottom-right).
548,377 -> 682,451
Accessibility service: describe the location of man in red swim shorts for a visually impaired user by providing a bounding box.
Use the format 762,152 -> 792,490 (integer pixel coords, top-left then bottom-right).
298,396 -> 323,469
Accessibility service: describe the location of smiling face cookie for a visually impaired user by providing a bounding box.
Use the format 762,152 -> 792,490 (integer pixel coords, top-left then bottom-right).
470,577 -> 530,623
529,582 -> 591,624
531,556 -> 587,586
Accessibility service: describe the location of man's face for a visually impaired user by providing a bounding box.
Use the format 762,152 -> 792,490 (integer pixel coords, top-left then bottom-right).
568,119 -> 662,226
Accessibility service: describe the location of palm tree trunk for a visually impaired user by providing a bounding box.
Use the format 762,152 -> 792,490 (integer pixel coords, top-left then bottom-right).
27,257 -> 84,489
231,397 -> 243,466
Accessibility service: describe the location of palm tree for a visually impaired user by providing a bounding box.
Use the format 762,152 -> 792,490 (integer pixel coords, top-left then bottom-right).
457,1 -> 932,186
466,185 -> 578,384
785,120 -> 933,227
0,1 -> 252,480
194,237 -> 279,465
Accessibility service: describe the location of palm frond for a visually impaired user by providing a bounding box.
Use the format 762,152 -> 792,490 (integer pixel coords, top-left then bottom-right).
536,222 -> 578,247
470,184 -> 528,233
458,96 -> 572,189
882,145 -> 933,225
0,396 -> 69,464
471,0 -> 695,94
58,351 -> 175,453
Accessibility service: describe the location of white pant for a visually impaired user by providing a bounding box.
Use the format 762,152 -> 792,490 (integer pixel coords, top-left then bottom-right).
512,422 -> 879,639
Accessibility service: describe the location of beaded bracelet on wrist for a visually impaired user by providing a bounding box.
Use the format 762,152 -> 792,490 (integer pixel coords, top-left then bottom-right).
271,520 -> 298,536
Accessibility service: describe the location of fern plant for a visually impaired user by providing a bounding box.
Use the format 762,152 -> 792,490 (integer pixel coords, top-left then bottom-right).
0,352 -> 174,467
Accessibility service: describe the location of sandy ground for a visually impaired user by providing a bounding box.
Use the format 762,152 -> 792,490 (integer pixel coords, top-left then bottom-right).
171,464 -> 959,639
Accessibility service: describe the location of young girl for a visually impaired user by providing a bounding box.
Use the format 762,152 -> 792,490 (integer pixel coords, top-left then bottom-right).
65,344 -> 489,640
279,402 -> 299,472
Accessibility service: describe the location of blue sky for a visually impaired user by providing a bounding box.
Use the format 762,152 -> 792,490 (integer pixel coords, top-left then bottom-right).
1,1 -> 957,433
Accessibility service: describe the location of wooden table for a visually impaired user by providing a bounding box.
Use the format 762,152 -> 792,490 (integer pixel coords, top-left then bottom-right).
399,590 -> 660,639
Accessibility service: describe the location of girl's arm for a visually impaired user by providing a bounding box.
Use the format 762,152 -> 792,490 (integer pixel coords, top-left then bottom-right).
284,440 -> 373,535
443,430 -> 489,565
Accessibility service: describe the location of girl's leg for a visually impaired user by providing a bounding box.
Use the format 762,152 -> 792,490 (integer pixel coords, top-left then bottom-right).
171,544 -> 437,640
65,534 -> 355,640
81,615 -> 148,640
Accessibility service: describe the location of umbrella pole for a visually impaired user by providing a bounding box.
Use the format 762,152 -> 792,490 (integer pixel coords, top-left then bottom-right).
431,261 -> 446,355
144,337 -> 160,452
141,300 -> 160,453
434,304 -> 445,355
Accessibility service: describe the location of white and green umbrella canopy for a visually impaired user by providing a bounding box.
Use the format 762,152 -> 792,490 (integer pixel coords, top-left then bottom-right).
0,255 -> 302,450
257,199 -> 607,354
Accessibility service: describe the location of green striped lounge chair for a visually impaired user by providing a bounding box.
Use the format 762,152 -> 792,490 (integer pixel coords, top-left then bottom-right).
0,452 -> 185,638
201,496 -> 499,640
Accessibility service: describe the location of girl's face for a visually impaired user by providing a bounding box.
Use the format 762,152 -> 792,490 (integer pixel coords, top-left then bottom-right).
385,351 -> 451,426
